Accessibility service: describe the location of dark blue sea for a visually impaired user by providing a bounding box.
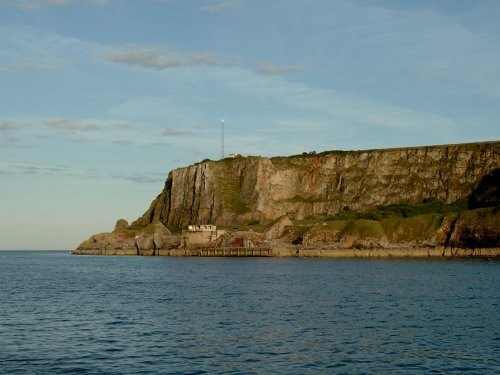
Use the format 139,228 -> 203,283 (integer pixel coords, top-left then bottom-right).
0,251 -> 498,374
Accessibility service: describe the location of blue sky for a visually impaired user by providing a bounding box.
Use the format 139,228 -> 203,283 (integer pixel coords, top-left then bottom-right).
1,0 -> 499,250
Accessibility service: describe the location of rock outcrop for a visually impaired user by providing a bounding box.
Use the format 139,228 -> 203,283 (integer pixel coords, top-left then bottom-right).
74,220 -> 180,255
75,141 -> 500,256
134,141 -> 499,228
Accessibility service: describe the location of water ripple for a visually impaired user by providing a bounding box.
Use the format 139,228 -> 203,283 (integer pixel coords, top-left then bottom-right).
0,253 -> 499,374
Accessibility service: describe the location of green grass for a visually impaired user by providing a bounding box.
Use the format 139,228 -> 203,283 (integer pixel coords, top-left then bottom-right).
335,199 -> 467,221
167,226 -> 183,235
341,219 -> 386,239
286,199 -> 469,244
305,220 -> 348,237
222,217 -> 288,232
382,214 -> 444,242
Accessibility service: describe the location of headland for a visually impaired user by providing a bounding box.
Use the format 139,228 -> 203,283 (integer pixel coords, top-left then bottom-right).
74,141 -> 500,257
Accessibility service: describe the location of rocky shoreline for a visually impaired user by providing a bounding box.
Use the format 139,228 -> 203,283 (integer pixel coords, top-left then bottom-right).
74,141 -> 499,256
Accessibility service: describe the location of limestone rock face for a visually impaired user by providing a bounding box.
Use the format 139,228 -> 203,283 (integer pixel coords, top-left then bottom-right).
153,222 -> 174,249
74,220 -> 179,255
75,141 -> 500,254
135,222 -> 178,255
75,219 -> 137,254
265,215 -> 294,240
448,208 -> 500,248
114,219 -> 129,232
300,220 -> 388,249
134,142 -> 500,230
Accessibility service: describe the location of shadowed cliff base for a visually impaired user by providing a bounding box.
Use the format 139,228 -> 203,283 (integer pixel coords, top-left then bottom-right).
74,141 -> 500,257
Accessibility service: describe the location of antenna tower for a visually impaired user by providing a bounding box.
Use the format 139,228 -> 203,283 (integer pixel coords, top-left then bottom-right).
221,119 -> 225,159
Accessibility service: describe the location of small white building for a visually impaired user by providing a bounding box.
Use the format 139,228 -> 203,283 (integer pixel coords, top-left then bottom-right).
188,224 -> 217,232
183,224 -> 225,247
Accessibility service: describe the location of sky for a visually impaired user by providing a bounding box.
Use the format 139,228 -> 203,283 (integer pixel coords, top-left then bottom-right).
1,0 -> 499,250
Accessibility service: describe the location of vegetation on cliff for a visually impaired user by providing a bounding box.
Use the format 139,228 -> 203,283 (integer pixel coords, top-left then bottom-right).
75,141 -> 500,255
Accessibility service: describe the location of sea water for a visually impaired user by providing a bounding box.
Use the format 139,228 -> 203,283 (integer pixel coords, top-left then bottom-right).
0,251 -> 498,374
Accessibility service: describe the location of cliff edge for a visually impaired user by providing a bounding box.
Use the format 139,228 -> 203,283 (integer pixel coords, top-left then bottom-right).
74,141 -> 500,256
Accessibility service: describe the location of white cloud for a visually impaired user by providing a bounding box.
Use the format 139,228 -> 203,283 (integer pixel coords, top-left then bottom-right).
0,26 -> 104,77
205,66 -> 458,150
0,0 -> 108,11
107,47 -> 221,70
0,10 -> 497,156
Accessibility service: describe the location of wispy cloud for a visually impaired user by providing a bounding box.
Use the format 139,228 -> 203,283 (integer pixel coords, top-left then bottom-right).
107,47 -> 220,70
200,1 -> 241,14
111,139 -> 134,145
0,120 -> 29,147
0,120 -> 27,131
162,128 -> 191,136
207,66 -> 459,150
42,117 -> 135,144
256,62 -> 306,75
2,0 -> 107,12
40,117 -> 173,147
0,62 -> 60,74
0,27 -> 101,79
112,173 -> 165,184
43,118 -> 144,134
0,162 -> 72,176
20,61 -> 58,71
44,118 -> 101,132
0,161 -> 162,185
19,0 -> 73,12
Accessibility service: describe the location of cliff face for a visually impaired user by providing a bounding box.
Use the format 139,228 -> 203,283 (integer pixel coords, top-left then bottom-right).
74,141 -> 500,255
133,142 -> 500,230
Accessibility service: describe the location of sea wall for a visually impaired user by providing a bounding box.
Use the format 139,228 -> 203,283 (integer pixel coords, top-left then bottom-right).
73,246 -> 500,258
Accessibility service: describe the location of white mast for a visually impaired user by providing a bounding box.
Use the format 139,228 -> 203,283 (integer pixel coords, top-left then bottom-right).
221,119 -> 225,159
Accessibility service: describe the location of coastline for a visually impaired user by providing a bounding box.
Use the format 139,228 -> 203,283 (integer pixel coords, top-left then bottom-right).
72,247 -> 500,258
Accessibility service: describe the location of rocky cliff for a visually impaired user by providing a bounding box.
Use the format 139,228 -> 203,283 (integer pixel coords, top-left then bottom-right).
134,141 -> 499,226
75,141 -> 500,255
